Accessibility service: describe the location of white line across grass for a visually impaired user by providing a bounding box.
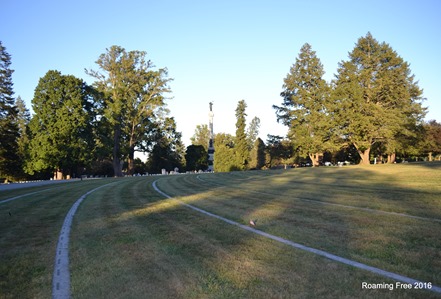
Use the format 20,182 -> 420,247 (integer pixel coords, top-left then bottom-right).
52,182 -> 117,299
0,189 -> 52,205
152,179 -> 441,295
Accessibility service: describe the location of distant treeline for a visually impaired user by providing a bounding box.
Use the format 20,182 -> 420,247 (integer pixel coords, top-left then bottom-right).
1,34 -> 440,180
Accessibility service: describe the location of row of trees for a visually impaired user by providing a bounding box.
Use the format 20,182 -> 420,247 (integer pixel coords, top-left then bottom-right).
189,33 -> 441,171
273,33 -> 440,166
1,34 -> 441,180
1,43 -> 187,180
190,100 -> 264,172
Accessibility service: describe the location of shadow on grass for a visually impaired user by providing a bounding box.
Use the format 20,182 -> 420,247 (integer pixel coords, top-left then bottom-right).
69,164 -> 440,298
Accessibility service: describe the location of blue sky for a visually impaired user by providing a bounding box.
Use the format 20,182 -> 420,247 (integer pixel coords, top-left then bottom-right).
3,0 -> 441,146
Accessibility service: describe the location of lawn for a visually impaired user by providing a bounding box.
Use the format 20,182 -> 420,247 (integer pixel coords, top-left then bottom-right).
1,162 -> 440,298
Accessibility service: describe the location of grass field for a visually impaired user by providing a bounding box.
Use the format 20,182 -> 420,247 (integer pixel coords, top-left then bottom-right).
1,163 -> 441,298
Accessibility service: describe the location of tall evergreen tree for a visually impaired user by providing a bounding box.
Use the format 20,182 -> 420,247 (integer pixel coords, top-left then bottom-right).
213,133 -> 236,172
27,70 -> 95,178
332,33 -> 426,164
273,43 -> 331,166
86,45 -> 171,176
15,96 -> 31,178
0,41 -> 19,180
249,137 -> 266,169
235,100 -> 249,170
246,116 -> 260,151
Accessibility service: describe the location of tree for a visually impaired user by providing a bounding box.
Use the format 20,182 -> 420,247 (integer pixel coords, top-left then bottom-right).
266,135 -> 295,169
249,137 -> 266,169
332,33 -> 426,165
15,96 -> 31,179
246,116 -> 261,150
213,133 -> 236,172
273,43 -> 331,166
235,100 -> 249,170
190,124 -> 210,151
0,41 -> 20,180
422,120 -> 441,161
185,144 -> 208,171
133,158 -> 148,175
86,45 -> 171,176
147,116 -> 184,174
27,70 -> 95,178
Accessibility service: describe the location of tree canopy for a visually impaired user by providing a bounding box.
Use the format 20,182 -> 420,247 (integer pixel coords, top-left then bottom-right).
274,43 -> 331,166
332,33 -> 426,164
86,45 -> 172,176
191,124 -> 210,152
27,70 -> 95,177
0,36 -> 437,180
235,100 -> 249,170
0,41 -> 20,179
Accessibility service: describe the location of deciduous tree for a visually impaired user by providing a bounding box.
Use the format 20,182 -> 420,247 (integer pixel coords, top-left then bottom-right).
190,124 -> 210,151
27,70 -> 95,178
147,116 -> 184,173
86,46 -> 171,176
185,144 -> 208,171
266,135 -> 294,169
423,120 -> 441,161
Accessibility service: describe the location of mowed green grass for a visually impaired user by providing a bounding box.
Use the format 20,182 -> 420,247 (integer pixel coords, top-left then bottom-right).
1,163 -> 441,298
0,178 -> 119,298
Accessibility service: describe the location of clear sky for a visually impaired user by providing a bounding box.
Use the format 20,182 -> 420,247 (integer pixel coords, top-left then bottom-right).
3,0 -> 441,146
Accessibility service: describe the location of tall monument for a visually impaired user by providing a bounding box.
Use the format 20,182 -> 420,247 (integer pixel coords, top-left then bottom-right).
208,102 -> 215,171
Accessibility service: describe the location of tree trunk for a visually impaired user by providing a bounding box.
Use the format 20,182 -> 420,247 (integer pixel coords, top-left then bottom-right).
308,153 -> 321,167
127,145 -> 135,176
113,125 -> 123,177
358,148 -> 371,165
387,152 -> 396,164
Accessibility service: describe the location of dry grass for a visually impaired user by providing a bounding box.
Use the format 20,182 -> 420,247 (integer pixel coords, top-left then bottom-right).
1,162 -> 441,298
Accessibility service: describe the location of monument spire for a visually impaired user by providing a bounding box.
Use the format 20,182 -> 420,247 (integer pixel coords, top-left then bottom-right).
208,102 -> 214,171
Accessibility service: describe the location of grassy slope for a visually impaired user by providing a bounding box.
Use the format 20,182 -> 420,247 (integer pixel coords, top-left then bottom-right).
0,179 -> 120,298
1,163 -> 440,298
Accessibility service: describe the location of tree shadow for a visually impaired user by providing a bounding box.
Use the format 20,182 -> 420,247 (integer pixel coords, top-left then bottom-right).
71,166 -> 441,298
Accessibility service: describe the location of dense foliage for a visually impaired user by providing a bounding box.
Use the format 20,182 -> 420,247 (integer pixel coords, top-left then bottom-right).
332,33 -> 425,164
0,42 -> 20,180
275,33 -> 428,165
274,43 -> 331,166
86,46 -> 172,176
0,34 -> 439,180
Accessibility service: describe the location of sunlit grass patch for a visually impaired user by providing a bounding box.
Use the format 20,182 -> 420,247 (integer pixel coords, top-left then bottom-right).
2,163 -> 440,298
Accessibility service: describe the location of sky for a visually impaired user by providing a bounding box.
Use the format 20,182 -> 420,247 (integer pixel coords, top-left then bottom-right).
2,0 -> 441,148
